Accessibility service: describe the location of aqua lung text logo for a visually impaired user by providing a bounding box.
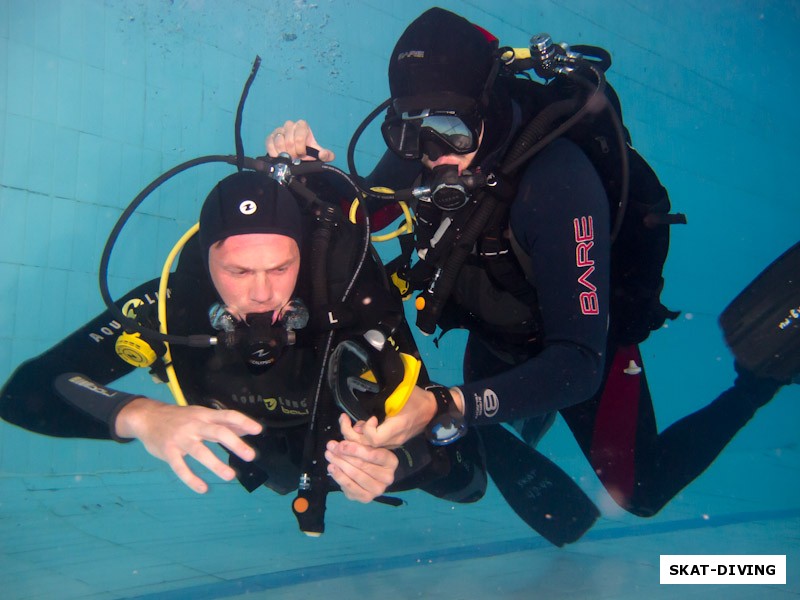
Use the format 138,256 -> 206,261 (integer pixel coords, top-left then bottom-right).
239,200 -> 257,215
88,290 -> 169,343
229,393 -> 308,415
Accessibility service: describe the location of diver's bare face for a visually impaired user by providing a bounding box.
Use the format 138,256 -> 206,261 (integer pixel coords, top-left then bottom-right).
208,233 -> 300,320
421,150 -> 477,175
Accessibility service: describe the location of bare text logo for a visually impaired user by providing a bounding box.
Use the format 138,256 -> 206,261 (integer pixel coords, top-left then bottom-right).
573,216 -> 599,316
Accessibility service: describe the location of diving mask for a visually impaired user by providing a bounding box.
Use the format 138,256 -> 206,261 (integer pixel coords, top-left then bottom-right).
381,108 -> 482,160
327,329 -> 422,422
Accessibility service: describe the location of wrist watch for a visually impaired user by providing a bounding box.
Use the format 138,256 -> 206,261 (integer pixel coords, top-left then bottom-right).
424,385 -> 466,445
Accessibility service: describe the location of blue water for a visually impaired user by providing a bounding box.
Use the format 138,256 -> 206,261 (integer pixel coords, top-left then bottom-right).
1,1 -> 798,598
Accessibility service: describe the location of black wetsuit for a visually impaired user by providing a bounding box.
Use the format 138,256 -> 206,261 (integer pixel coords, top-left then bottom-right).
0,221 -> 486,503
465,110 -> 783,517
369,93 -> 783,517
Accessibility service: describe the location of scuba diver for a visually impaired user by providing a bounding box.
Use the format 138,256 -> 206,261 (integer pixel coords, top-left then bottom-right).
267,7 -> 798,538
0,167 -> 488,530
0,58 -> 489,537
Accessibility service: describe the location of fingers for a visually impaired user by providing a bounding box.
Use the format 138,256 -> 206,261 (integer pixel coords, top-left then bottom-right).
165,438 -> 239,494
325,439 -> 398,503
189,442 -> 237,482
286,119 -> 312,158
338,413 -> 367,443
166,407 -> 260,464
302,126 -> 335,162
200,419 -> 258,464
339,413 -> 387,446
331,438 -> 398,469
165,451 -> 209,494
266,120 -> 301,157
207,409 -> 262,442
265,120 -> 335,161
339,414 -> 407,449
135,405 -> 260,493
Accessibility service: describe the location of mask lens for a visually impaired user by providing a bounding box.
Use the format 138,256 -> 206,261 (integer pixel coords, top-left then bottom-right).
382,110 -> 480,159
381,118 -> 421,159
328,340 -> 383,421
419,115 -> 476,153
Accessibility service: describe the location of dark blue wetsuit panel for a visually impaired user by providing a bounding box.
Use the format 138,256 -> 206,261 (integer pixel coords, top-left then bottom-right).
451,137 -> 783,517
458,138 -> 610,424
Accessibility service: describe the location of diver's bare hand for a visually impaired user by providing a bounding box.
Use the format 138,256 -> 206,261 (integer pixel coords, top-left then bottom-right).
339,385 -> 440,449
265,119 -> 335,162
115,398 -> 263,494
325,438 -> 398,503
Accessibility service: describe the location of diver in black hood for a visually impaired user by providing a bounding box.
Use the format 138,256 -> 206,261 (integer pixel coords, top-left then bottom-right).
267,6 -> 796,533
0,167 -> 489,536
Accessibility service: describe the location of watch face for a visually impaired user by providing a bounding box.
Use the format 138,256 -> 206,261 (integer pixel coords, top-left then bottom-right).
428,415 -> 466,446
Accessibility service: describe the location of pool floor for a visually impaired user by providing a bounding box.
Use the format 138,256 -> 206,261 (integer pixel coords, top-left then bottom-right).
2,440 -> 797,599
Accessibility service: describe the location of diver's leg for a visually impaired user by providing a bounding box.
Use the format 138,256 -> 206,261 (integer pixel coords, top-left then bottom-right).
561,344 -> 784,517
560,344 -> 655,512
626,362 -> 783,515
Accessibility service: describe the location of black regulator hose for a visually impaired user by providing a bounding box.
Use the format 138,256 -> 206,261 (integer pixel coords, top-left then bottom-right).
502,64 -> 607,175
416,187 -> 499,335
235,56 -> 261,172
346,98 -> 392,196
571,45 -> 612,73
501,63 -> 629,241
501,97 -> 580,173
567,66 -> 629,242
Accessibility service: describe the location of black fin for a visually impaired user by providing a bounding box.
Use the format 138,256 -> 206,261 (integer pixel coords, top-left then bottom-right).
720,242 -> 800,382
481,424 -> 600,547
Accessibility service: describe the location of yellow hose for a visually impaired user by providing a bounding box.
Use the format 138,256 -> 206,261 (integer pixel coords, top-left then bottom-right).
157,223 -> 200,406
348,190 -> 414,242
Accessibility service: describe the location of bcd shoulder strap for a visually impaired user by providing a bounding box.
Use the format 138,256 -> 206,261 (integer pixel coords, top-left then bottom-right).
477,199 -> 538,307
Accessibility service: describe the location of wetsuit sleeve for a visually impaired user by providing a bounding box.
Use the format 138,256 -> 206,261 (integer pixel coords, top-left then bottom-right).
458,138 -> 611,424
0,279 -> 163,439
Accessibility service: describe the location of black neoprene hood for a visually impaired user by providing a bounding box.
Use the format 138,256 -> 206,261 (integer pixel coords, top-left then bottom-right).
199,171 -> 303,259
388,7 -> 497,115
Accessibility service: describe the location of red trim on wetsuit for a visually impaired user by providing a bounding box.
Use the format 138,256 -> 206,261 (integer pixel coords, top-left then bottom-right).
589,345 -> 642,504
